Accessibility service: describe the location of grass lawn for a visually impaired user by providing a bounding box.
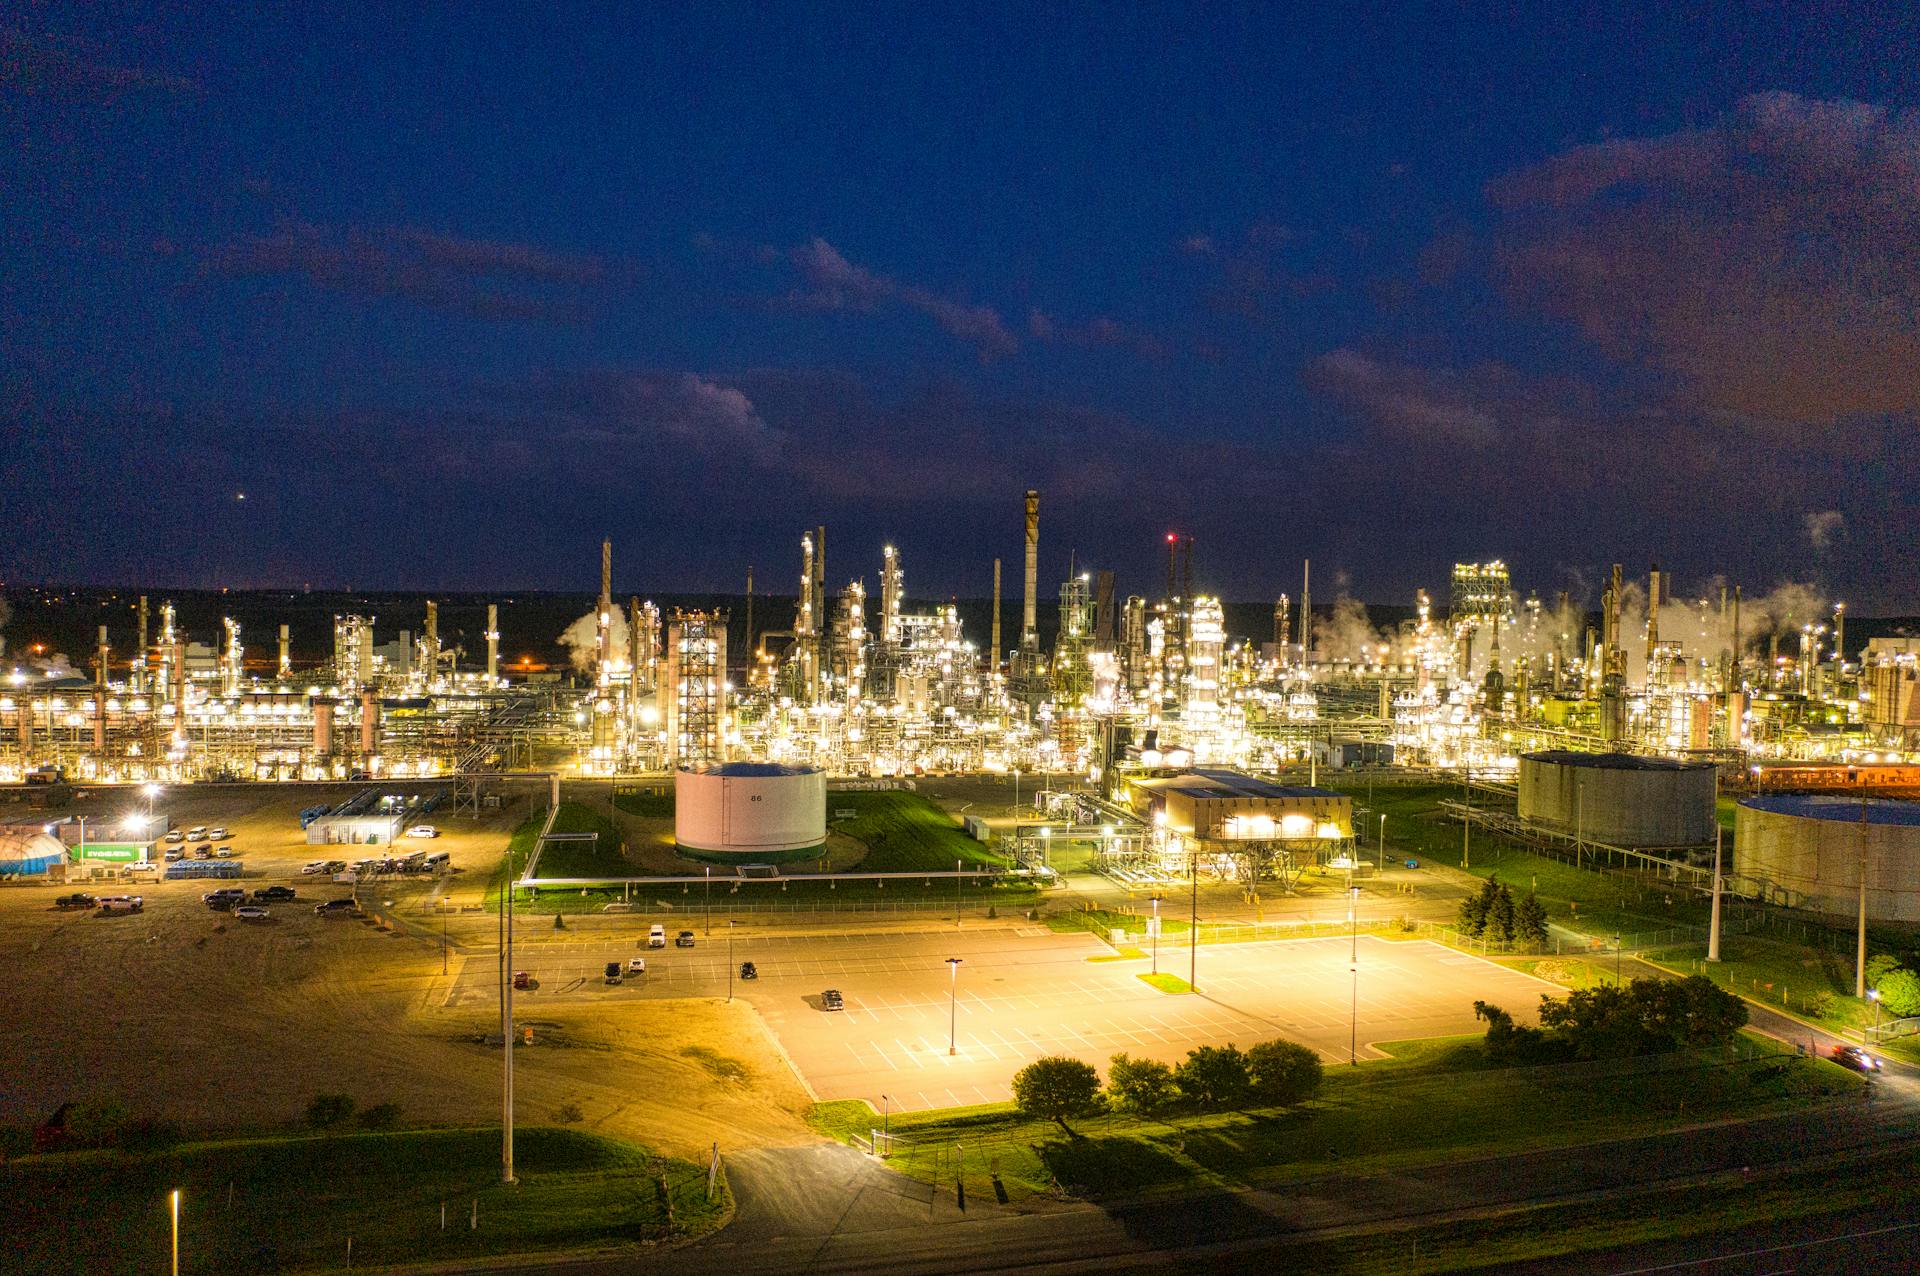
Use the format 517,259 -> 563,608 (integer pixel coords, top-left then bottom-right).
827,791 -> 1010,872
1138,972 -> 1193,994
9,1126 -> 726,1275
807,1032 -> 1855,1204
526,802 -> 631,879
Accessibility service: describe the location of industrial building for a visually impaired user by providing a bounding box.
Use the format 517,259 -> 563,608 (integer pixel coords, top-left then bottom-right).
1736,794 -> 1920,926
1516,751 -> 1718,848
674,762 -> 826,862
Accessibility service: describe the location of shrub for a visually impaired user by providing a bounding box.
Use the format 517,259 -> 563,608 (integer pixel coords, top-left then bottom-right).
554,1101 -> 585,1124
1246,1040 -> 1324,1107
1011,1057 -> 1103,1135
305,1094 -> 356,1129
1106,1053 -> 1177,1115
1173,1044 -> 1252,1110
1877,967 -> 1920,1018
1864,953 -> 1901,987
357,1102 -> 402,1131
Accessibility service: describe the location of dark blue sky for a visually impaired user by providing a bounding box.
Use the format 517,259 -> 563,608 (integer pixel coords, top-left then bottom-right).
7,5 -> 1919,610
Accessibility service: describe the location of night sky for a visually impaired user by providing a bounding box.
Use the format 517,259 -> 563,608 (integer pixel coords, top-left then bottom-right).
6,6 -> 1919,611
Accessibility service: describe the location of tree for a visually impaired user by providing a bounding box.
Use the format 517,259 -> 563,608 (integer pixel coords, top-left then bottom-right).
1174,1044 -> 1253,1110
1457,880 -> 1492,937
305,1094 -> 356,1129
1864,953 -> 1901,988
1011,1057 -> 1102,1135
1246,1040 -> 1324,1107
1106,1053 -> 1177,1115
1515,893 -> 1549,948
1536,975 -> 1746,1059
1877,967 -> 1920,1018
1489,883 -> 1517,946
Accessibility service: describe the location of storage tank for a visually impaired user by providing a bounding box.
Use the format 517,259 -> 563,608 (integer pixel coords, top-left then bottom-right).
1517,751 -> 1717,846
675,762 -> 826,862
0,830 -> 70,876
1736,795 -> 1920,926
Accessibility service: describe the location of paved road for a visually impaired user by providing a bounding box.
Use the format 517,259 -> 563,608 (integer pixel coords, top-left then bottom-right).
1479,1202 -> 1920,1274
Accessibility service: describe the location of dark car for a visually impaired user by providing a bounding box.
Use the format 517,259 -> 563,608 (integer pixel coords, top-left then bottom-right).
1832,1045 -> 1883,1072
54,893 -> 96,910
604,961 -> 624,985
739,961 -> 757,980
253,886 -> 296,901
313,898 -> 358,915
512,971 -> 533,990
675,930 -> 696,948
821,988 -> 844,1011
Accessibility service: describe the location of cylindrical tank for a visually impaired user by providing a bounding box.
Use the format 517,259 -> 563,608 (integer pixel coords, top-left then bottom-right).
1517,751 -> 1717,846
1735,795 -> 1920,926
675,763 -> 826,862
0,831 -> 70,876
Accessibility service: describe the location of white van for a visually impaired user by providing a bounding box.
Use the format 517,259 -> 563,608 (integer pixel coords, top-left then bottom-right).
647,924 -> 667,949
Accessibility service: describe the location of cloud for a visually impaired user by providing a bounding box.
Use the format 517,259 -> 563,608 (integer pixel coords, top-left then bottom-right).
783,238 -> 1018,361
0,27 -> 200,101
1804,510 -> 1846,552
1488,93 -> 1920,425
533,370 -> 780,459
1304,349 -> 1513,445
1180,234 -> 1215,255
1026,309 -> 1170,363
199,221 -> 608,322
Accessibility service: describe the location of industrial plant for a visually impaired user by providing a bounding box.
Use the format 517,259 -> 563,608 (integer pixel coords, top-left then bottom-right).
4,488 -> 1917,910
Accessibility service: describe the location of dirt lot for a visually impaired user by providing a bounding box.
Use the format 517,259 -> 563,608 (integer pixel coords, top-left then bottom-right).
0,785 -> 814,1157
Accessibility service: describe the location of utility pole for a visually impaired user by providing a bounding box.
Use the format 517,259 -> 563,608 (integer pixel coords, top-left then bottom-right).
1462,771 -> 1471,870
1707,825 -> 1723,963
1856,771 -> 1870,999
1189,842 -> 1199,993
946,957 -> 962,1055
503,842 -> 516,1184
955,859 -> 962,931
1349,886 -> 1359,1065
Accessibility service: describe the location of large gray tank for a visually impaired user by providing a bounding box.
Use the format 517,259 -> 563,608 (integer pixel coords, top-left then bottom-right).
1735,795 -> 1920,926
1517,751 -> 1717,847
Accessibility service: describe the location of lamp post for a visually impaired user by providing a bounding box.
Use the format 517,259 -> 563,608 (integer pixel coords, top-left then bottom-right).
881,1092 -> 891,1139
1855,769 -> 1869,999
1150,895 -> 1161,976
170,1188 -> 180,1276
946,957 -> 962,1055
727,919 -> 737,1003
1349,885 -> 1360,1065
705,865 -> 712,937
955,858 -> 962,932
1188,840 -> 1199,994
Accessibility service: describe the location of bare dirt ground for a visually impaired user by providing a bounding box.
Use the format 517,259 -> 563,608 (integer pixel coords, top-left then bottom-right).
0,786 -> 815,1158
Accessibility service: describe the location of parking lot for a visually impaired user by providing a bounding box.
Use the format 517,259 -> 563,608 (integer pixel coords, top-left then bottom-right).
457,924 -> 1557,1111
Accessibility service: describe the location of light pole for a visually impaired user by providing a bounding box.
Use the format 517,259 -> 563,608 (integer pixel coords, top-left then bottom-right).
1462,771 -> 1471,869
946,957 -> 962,1055
1378,814 -> 1386,871
1869,988 -> 1883,1042
1707,824 -> 1723,963
882,1092 -> 891,1139
1188,840 -> 1199,994
1349,885 -> 1360,1065
727,919 -> 737,1003
1150,895 -> 1161,976
1855,770 -> 1870,999
170,1188 -> 180,1276
955,858 -> 962,932
705,865 -> 712,937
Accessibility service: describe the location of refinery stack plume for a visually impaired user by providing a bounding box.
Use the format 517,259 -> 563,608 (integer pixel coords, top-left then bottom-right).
558,608 -> 631,672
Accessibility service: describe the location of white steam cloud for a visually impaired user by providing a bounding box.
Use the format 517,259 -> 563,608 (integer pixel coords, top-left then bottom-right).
557,608 -> 630,673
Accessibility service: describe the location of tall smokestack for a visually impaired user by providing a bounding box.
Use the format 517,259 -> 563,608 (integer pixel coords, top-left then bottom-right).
137,596 -> 149,689
1165,533 -> 1178,601
1181,537 -> 1194,600
1021,490 -> 1039,648
278,623 -> 291,677
1094,570 -> 1115,649
1300,560 -> 1312,658
1834,602 -> 1846,667
629,597 -> 643,708
991,558 -> 1002,670
597,539 -> 613,682
485,604 -> 499,681
813,525 -> 828,684
1273,595 -> 1289,652
744,566 -> 755,680
423,601 -> 439,677
880,546 -> 901,645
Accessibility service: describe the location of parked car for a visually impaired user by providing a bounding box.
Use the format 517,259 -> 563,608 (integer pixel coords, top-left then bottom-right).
675,930 -> 696,948
162,830 -> 185,844
604,961 -> 623,985
163,849 -> 183,862
193,844 -> 213,859
512,971 -> 533,990
314,898 -> 358,915
407,825 -> 439,838
185,826 -> 208,840
820,988 -> 844,1011
627,957 -> 647,974
647,924 -> 667,948
96,896 -> 143,914
739,961 -> 757,980
1832,1045 -> 1883,1072
213,845 -> 235,859
202,888 -> 245,903
206,827 -> 229,840
233,906 -> 269,921
254,886 -> 296,901
301,861 -> 331,875
54,893 -> 96,911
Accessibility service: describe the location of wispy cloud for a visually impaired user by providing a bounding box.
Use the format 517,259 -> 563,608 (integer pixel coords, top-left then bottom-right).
199,221 -> 609,322
0,27 -> 200,101
782,238 -> 1018,361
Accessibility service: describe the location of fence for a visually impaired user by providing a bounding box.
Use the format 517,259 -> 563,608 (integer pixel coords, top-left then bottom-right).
1867,1015 -> 1920,1045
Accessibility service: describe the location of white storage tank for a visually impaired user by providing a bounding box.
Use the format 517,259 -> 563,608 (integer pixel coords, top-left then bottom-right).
1517,751 -> 1717,847
675,762 -> 826,862
1736,795 -> 1920,925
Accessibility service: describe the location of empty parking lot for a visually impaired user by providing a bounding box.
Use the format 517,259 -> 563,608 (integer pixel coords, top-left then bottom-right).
457,924 -> 1555,1111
